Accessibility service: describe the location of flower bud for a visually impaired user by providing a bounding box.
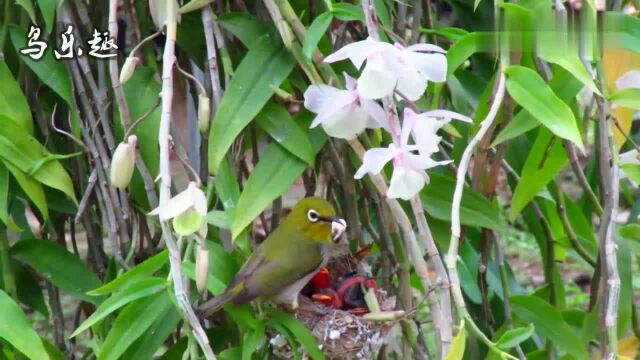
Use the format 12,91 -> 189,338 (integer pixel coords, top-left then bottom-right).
195,244 -> 209,294
362,310 -> 405,322
198,94 -> 210,133
119,57 -> 140,84
110,135 -> 137,189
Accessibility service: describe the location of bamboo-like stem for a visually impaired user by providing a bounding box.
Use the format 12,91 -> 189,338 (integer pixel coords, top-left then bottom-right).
157,2 -> 215,358
201,7 -> 223,106
107,0 -> 159,209
552,182 -> 597,267
447,71 -> 516,359
595,92 -> 620,360
493,230 -> 525,360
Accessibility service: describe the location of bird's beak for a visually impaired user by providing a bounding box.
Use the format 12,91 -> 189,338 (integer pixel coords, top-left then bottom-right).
328,217 -> 347,242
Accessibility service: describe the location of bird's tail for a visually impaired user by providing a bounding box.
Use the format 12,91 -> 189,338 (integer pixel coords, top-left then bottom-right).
198,282 -> 243,316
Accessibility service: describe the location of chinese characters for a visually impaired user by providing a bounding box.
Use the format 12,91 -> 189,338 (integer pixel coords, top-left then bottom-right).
20,25 -> 118,61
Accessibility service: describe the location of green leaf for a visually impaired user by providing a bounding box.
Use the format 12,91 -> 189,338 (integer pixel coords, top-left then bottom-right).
71,277 -> 168,338
2,160 -> 47,219
493,68 -> 583,146
15,0 -> 37,24
230,142 -> 305,239
0,60 -> 32,134
11,239 -> 101,303
182,261 -> 227,295
445,320 -> 466,360
99,292 -> 174,360
303,12 -> 333,61
420,172 -> 501,230
218,13 -> 271,47
621,163 -> 640,184
511,295 -> 589,358
266,308 -> 325,360
242,320 -> 265,360
446,32 -> 492,78
9,26 -> 80,137
208,34 -> 295,174
505,65 -> 584,150
12,259 -> 48,316
495,324 -> 535,349
0,290 -> 49,360
121,295 -> 180,360
36,0 -> 56,33
609,88 -> 640,110
0,162 -> 19,230
87,250 -> 168,295
207,210 -> 230,229
331,3 -> 363,21
619,224 -> 640,243
509,128 -> 568,221
255,102 -> 315,165
0,117 -> 77,203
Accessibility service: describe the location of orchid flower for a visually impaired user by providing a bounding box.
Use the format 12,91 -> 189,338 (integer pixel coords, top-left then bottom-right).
304,73 -> 385,139
404,108 -> 472,155
149,181 -> 208,236
354,112 -> 452,200
324,38 -> 447,101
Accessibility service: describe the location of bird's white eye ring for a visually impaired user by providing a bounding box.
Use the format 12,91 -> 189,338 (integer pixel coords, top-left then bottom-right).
307,209 -> 319,222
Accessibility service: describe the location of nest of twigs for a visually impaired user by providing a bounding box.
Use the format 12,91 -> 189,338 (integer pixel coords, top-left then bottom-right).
269,255 -> 397,359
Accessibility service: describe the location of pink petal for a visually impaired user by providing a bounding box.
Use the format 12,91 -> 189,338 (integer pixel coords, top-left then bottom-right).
405,152 -> 451,170
344,72 -> 358,91
401,108 -> 417,146
620,149 -> 640,165
354,147 -> 397,179
615,70 -> 640,90
303,85 -> 344,113
394,65 -> 428,101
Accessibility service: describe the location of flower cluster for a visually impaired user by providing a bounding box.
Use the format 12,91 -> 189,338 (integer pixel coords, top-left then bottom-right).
304,37 -> 470,199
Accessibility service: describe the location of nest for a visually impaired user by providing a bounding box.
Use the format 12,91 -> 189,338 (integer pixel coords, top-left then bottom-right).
269,255 -> 397,359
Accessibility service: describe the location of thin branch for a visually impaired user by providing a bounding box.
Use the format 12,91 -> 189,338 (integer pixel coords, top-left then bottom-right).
447,71 -> 516,358
157,2 -> 215,358
564,140 -> 604,216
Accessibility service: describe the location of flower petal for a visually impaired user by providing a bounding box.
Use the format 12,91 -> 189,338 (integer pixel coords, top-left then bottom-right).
615,70 -> 640,90
321,104 -> 367,139
402,51 -> 447,83
405,43 -> 446,54
173,208 -> 205,236
405,152 -> 451,170
361,99 -> 387,130
324,38 -> 391,68
387,165 -> 426,200
354,147 -> 397,179
304,85 -> 345,113
620,149 -> 640,165
357,56 -> 398,99
190,183 -> 208,216
344,72 -> 358,91
422,109 -> 472,123
394,65 -> 428,101
151,186 -> 195,221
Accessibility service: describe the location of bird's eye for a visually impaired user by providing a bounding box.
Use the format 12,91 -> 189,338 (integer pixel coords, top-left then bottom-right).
307,209 -> 319,222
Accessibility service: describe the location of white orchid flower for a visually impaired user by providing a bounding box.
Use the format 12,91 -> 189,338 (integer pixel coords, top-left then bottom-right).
324,38 -> 447,101
404,108 -> 472,154
304,73 -> 385,139
149,181 -> 208,236
354,115 -> 451,200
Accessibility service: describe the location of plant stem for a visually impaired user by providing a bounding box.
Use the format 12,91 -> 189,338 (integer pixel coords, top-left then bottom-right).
157,2 -> 215,358
0,228 -> 16,299
447,71 -> 516,359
